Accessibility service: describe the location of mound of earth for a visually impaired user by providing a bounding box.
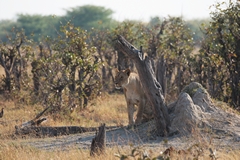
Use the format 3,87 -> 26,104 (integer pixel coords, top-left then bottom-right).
20,82 -> 240,151
169,82 -> 240,137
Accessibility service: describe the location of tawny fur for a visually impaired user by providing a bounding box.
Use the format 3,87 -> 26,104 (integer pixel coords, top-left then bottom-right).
114,68 -> 152,125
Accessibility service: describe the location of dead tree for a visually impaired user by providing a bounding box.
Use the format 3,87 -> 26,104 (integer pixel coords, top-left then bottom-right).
115,35 -> 170,136
17,107 -> 50,128
0,39 -> 23,91
90,124 -> 106,156
156,55 -> 167,98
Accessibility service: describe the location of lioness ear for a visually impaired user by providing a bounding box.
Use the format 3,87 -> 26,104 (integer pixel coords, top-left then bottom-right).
125,68 -> 131,76
113,68 -> 119,75
114,68 -> 119,73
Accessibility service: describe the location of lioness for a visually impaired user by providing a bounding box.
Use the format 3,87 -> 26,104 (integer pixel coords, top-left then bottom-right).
114,68 -> 153,125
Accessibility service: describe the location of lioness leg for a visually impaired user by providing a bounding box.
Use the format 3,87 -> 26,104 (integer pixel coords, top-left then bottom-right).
142,101 -> 154,122
135,100 -> 144,124
127,101 -> 135,125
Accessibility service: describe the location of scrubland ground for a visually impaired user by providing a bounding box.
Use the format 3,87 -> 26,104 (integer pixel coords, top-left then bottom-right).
0,93 -> 240,160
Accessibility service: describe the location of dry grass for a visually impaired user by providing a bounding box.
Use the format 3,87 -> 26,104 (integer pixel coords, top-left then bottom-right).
0,93 -> 128,135
213,99 -> 240,115
0,92 -> 240,159
0,93 -> 130,159
77,93 -> 129,127
0,139 -> 239,160
0,142 -> 124,160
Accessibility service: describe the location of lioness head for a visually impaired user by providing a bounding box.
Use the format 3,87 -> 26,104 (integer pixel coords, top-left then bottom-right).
114,68 -> 131,89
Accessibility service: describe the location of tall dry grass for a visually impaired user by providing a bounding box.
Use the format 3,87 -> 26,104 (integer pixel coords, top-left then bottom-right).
0,93 -> 130,159
0,93 -> 128,134
0,142 -> 129,160
1,138 -> 240,160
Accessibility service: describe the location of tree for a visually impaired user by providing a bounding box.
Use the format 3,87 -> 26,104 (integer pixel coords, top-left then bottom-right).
0,28 -> 32,92
31,22 -> 102,111
200,0 -> 240,108
63,5 -> 117,31
16,14 -> 60,42
116,35 -> 170,136
148,16 -> 162,28
144,17 -> 194,96
110,21 -> 147,70
161,17 -> 194,93
88,28 -> 115,90
0,20 -> 18,42
186,19 -> 210,46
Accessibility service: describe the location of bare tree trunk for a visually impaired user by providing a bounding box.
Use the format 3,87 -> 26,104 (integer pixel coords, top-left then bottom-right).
115,35 -> 170,136
156,55 -> 167,98
90,124 -> 106,156
15,39 -> 23,90
116,49 -> 133,70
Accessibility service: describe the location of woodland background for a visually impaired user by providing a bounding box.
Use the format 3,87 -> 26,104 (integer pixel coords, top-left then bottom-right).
0,1 -> 239,117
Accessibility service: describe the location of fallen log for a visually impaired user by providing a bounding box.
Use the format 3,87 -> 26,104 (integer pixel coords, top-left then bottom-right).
20,107 -> 50,128
15,125 -> 117,137
115,35 -> 171,136
15,126 -> 98,137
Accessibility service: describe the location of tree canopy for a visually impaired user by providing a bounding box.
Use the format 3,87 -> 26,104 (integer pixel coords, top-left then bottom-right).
63,5 -> 117,30
0,5 -> 117,42
16,14 -> 61,41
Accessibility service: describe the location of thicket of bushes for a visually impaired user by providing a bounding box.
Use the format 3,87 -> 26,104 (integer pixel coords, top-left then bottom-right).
0,1 -> 239,113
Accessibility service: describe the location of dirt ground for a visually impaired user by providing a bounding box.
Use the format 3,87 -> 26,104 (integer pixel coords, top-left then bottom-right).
12,83 -> 240,159
20,105 -> 240,153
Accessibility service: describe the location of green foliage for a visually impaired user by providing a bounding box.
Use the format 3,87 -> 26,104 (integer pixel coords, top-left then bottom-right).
0,4 -> 207,46
148,16 -> 162,28
186,18 -> 210,45
88,28 -> 115,90
199,0 -> 240,108
160,17 -> 194,58
16,14 -> 60,42
147,16 -> 194,92
0,20 -> 18,42
110,20 -> 147,47
0,5 -> 117,43
0,27 -> 33,93
63,5 -> 117,31
30,22 -> 102,112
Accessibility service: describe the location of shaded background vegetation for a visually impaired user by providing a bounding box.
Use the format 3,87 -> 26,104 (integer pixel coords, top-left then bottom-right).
0,1 -> 239,116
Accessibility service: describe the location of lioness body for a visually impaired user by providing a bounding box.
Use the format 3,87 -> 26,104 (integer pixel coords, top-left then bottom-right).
114,69 -> 152,125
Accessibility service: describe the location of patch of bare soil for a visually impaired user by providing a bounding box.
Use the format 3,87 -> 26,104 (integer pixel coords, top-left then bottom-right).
20,82 -> 240,153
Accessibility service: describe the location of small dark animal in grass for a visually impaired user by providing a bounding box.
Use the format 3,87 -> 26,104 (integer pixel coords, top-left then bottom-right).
0,108 -> 4,118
